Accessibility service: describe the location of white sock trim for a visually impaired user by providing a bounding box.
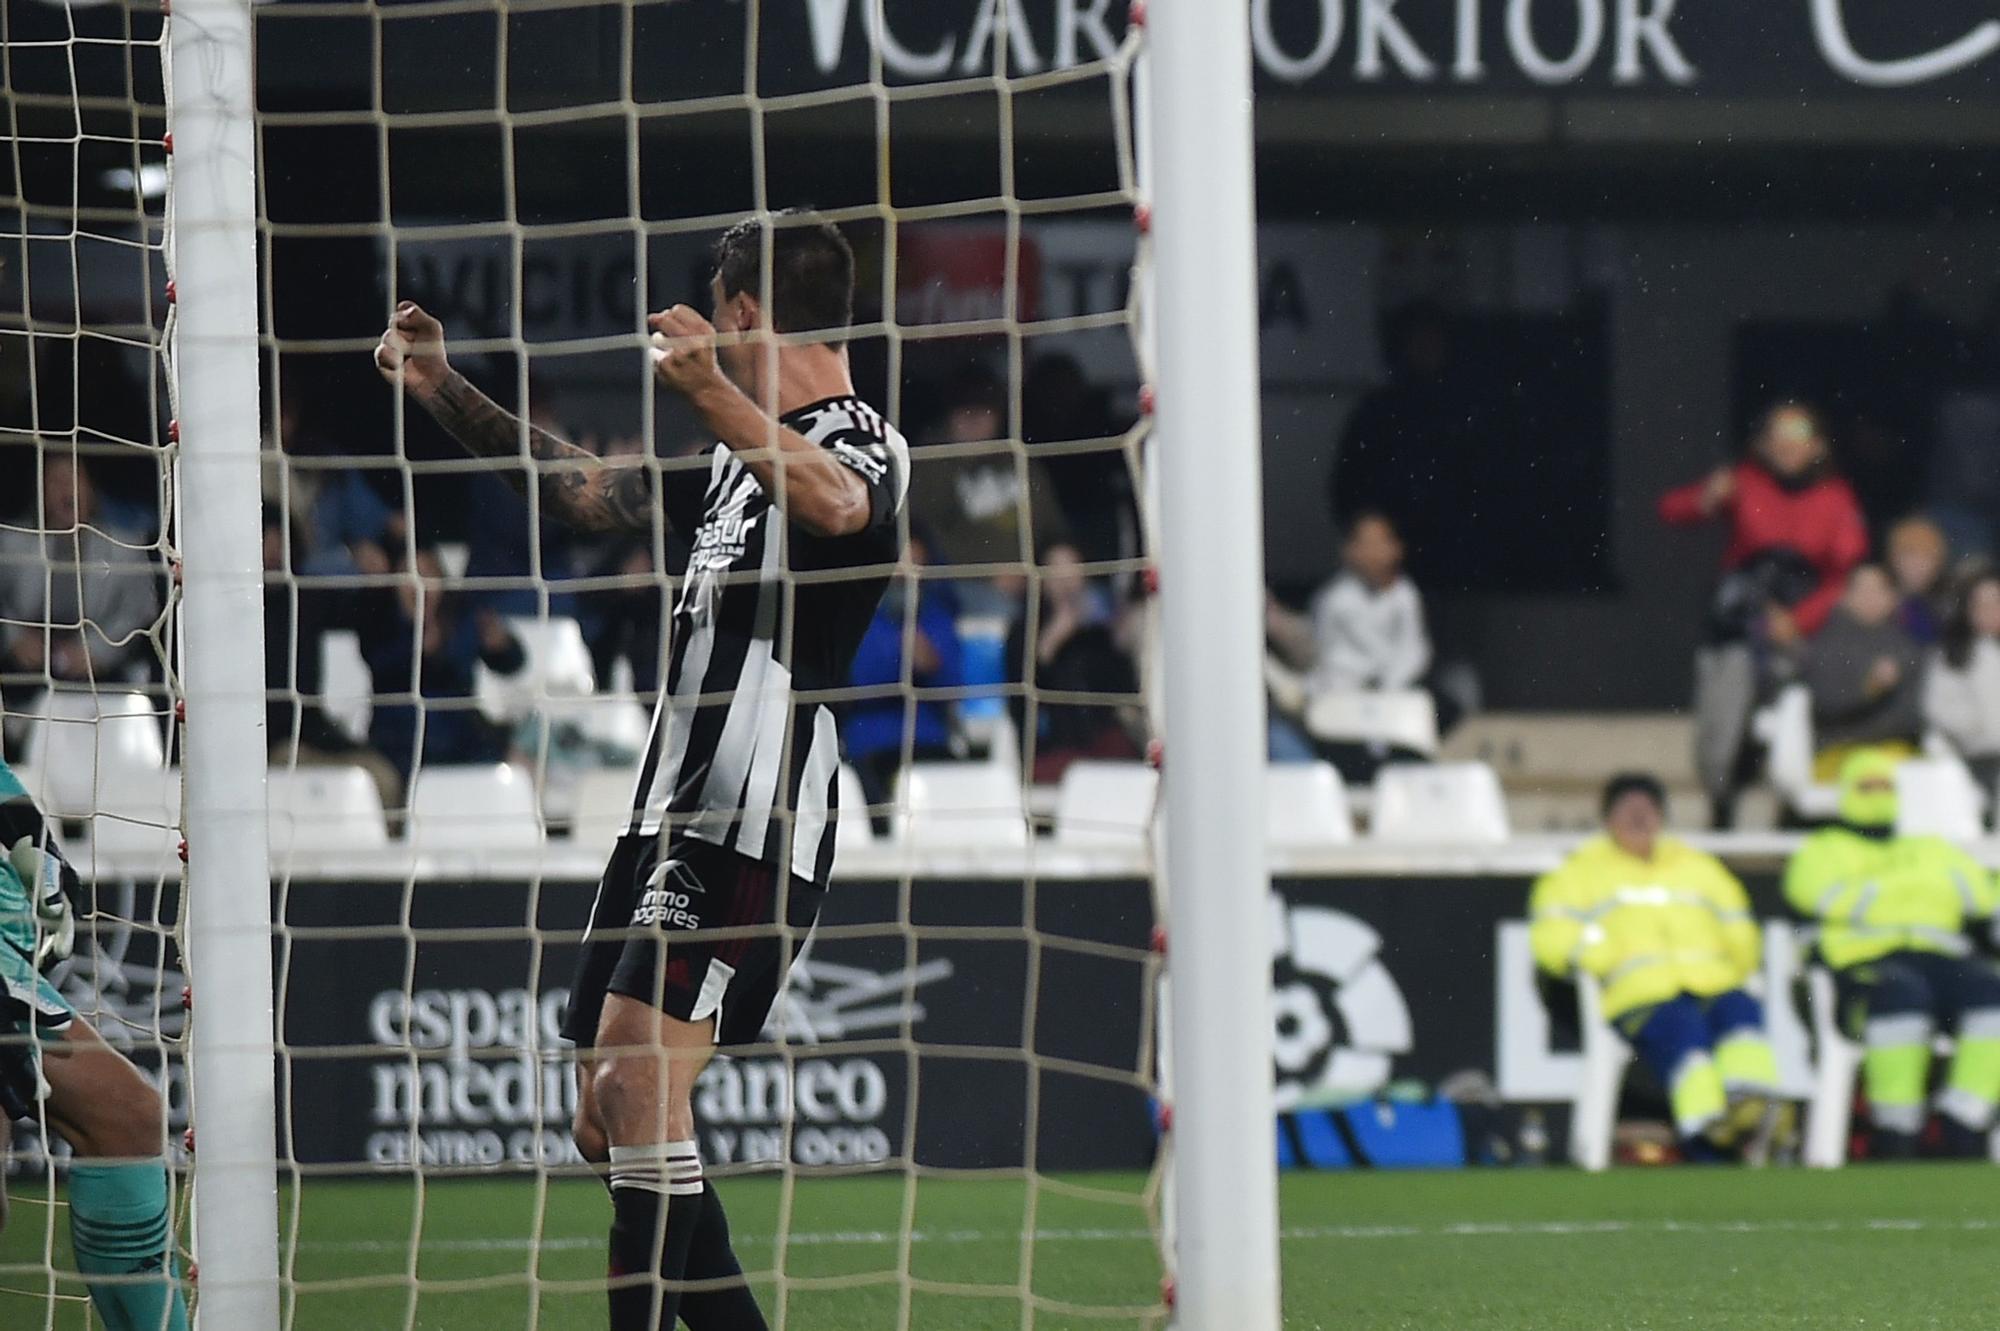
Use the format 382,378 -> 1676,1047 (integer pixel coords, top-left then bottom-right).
609,1140 -> 704,1197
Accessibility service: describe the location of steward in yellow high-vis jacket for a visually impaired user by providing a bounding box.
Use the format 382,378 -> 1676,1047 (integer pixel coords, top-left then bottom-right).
1785,748 -> 2000,1158
1531,773 -> 1780,1157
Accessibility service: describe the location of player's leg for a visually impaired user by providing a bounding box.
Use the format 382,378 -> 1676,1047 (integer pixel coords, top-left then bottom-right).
39,1016 -> 189,1331
1621,993 -> 1729,1154
1839,955 -> 1933,1158
594,992 -> 714,1331
1701,989 -> 1785,1158
1931,954 -> 2000,1157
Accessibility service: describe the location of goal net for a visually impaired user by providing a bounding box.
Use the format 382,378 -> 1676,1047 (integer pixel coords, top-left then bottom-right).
10,1 -> 1181,1327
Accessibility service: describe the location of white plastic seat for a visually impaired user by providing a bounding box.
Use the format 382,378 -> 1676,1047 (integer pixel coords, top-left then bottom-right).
836,764 -> 876,850
24,691 -> 166,819
1263,762 -> 1354,848
267,765 -> 389,857
1896,757 -> 1987,840
86,765 -> 182,866
1804,964 -> 1862,1169
1305,689 -> 1440,757
1754,685 -> 1839,821
318,629 -> 372,744
568,766 -> 643,855
408,764 -> 544,852
475,615 -> 596,724
1570,972 -> 1631,1172
895,763 -> 1028,848
1055,761 -> 1159,847
1369,762 -> 1509,844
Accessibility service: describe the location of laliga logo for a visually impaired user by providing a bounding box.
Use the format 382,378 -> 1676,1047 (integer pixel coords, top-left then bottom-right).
1269,898 -> 1412,1111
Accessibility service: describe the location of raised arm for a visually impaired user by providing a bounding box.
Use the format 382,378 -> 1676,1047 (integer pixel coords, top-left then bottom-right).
374,302 -> 655,535
648,305 -> 871,539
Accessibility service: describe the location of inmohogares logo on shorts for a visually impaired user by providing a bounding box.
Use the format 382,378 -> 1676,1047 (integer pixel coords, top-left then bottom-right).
1269,897 -> 1413,1110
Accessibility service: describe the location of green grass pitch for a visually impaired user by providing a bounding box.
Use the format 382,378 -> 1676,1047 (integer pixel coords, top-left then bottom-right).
5,1165 -> 1998,1329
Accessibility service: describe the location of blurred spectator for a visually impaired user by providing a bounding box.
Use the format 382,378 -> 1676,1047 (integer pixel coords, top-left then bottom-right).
1886,515 -> 1950,646
1265,510 -> 1455,774
0,454 -> 163,715
1799,564 -> 1923,777
570,431 -> 667,699
1923,566 -> 2000,798
1661,402 -> 1868,826
1021,353 -> 1139,567
843,527 -> 964,833
461,393 -> 584,620
262,505 -> 402,807
1006,543 -> 1142,783
908,366 -> 1067,616
355,545 -> 526,785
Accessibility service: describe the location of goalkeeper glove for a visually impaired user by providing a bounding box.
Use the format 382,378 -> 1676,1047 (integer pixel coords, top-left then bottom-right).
8,836 -> 74,968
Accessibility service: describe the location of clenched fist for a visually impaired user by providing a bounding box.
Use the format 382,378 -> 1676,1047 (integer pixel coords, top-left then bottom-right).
647,305 -> 724,398
374,301 -> 450,399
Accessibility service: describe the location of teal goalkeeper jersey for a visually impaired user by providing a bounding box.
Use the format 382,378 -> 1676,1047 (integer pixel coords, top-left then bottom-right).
0,758 -> 38,954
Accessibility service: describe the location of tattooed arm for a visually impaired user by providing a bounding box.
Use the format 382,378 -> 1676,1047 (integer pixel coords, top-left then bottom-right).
374,301 -> 654,534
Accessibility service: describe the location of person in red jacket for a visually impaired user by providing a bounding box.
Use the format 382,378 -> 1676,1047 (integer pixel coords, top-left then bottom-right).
1661,402 -> 1868,825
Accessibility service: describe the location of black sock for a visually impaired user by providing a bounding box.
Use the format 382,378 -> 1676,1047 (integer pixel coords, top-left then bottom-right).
607,1143 -> 705,1330
680,1182 -> 769,1331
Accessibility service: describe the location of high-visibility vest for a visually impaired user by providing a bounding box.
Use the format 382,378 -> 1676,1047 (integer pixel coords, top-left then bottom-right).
1784,827 -> 1996,970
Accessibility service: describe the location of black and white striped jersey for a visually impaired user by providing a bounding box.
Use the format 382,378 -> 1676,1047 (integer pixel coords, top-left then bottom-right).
627,395 -> 909,885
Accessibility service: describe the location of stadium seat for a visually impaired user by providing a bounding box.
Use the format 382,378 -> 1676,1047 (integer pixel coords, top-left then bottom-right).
1803,964 -> 1863,1169
85,765 -> 182,867
1264,762 -> 1354,848
268,765 -> 390,858
318,629 -> 372,744
1754,685 -> 1839,821
1304,689 -> 1439,757
1895,758 -> 1987,840
23,690 -> 166,819
1369,763 -> 1509,844
896,763 -> 1028,848
836,764 -> 875,850
568,766 -> 642,854
475,615 -> 596,724
408,764 -> 544,852
1570,972 -> 1631,1173
1055,761 -> 1158,846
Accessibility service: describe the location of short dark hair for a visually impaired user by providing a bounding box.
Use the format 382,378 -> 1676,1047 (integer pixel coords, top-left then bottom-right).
1601,772 -> 1666,819
713,208 -> 855,338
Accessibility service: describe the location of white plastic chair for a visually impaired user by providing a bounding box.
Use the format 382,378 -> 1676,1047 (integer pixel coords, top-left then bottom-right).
475,615 -> 596,724
1803,965 -> 1863,1169
1896,757 -> 1987,840
408,764 -> 545,852
318,629 -> 372,744
1263,761 -> 1354,848
1305,689 -> 1440,757
1055,761 -> 1158,847
267,765 -> 389,857
1571,972 -> 1632,1172
1754,685 -> 1839,821
86,765 -> 182,866
1369,762 -> 1510,844
836,764 -> 876,851
895,763 -> 1028,848
568,767 -> 643,854
23,691 -> 166,819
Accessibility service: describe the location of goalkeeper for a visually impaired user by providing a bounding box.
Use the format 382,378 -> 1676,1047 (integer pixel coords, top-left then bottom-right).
1785,748 -> 2000,1158
0,757 -> 189,1331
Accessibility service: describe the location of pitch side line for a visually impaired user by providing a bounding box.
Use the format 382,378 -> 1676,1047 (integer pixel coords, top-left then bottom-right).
294,1215 -> 2000,1254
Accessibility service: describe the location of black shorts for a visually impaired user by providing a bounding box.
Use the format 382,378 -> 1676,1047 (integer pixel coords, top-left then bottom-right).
561,833 -> 827,1049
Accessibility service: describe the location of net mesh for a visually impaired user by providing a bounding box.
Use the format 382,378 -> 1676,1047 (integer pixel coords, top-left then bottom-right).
0,0 -> 190,1319
5,1 -> 1168,1326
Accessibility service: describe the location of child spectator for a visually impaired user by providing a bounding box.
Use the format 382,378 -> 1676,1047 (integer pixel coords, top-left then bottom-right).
1006,543 -> 1142,783
1886,515 -> 1951,645
1661,402 -> 1868,825
1799,563 -> 1923,778
1923,566 -> 2000,797
842,527 -> 964,833
355,545 -> 526,785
